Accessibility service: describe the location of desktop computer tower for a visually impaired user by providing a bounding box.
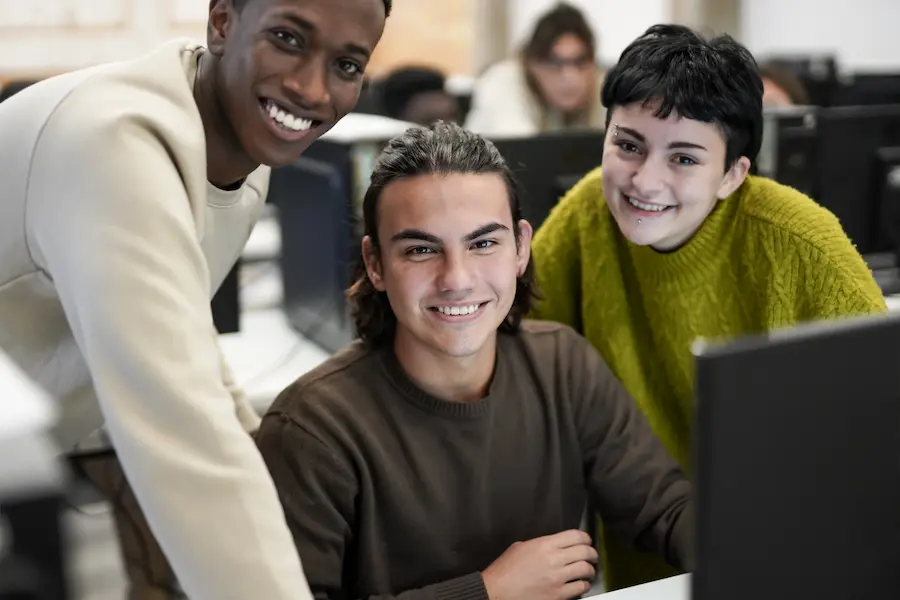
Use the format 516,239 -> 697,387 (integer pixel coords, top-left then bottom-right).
271,115 -> 408,353
756,106 -> 818,197
269,148 -> 359,354
211,261 -> 240,334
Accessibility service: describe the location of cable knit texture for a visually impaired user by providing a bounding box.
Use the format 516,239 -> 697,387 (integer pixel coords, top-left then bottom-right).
531,167 -> 887,590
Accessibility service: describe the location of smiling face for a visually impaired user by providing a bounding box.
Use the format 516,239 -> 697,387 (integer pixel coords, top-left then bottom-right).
528,33 -> 596,113
363,172 -> 532,366
208,0 -> 386,167
601,102 -> 751,251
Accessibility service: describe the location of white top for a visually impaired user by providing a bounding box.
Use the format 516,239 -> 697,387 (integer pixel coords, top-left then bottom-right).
0,39 -> 312,600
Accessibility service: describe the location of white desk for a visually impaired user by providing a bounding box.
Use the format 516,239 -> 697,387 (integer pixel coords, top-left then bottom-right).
598,574 -> 689,599
219,307 -> 329,415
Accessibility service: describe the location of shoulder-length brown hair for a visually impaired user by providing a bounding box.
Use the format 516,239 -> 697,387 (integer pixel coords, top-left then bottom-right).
347,122 -> 540,346
520,2 -> 600,127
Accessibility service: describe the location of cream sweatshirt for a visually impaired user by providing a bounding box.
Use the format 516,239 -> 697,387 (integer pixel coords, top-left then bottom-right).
0,39 -> 313,600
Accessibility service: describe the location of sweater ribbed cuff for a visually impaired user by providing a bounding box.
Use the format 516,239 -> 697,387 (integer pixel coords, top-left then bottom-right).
433,572 -> 489,600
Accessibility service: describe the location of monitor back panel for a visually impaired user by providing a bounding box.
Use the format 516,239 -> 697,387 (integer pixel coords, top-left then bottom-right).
694,314 -> 900,600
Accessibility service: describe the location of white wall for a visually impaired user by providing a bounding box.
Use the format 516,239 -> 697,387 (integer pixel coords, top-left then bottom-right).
741,0 -> 900,72
0,0 -> 205,77
508,0 -> 671,66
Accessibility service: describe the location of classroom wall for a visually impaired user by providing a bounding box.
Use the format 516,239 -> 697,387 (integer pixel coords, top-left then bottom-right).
0,0 -> 476,82
741,0 -> 900,72
3,0 -> 900,83
0,1 -> 205,81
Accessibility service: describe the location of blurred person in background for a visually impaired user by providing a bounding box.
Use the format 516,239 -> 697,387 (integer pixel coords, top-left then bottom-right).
466,2 -> 605,137
0,0 -> 389,597
380,66 -> 462,125
759,61 -> 810,107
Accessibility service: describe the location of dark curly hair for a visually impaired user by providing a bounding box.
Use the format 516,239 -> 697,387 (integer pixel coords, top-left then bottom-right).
347,121 -> 540,346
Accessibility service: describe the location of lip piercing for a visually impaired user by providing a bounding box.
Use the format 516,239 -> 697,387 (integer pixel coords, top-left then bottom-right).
637,218 -> 643,224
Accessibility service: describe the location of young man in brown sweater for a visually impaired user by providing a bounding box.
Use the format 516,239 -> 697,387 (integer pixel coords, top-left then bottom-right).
255,122 -> 693,600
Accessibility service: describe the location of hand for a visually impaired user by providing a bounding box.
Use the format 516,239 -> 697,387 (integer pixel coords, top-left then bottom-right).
482,529 -> 598,600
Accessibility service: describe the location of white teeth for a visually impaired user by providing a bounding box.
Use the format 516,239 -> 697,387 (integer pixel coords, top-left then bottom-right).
437,304 -> 480,316
627,196 -> 670,212
264,99 -> 314,132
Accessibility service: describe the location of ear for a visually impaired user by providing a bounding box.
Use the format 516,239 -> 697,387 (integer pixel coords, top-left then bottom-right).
361,236 -> 386,292
515,219 -> 534,277
716,156 -> 752,200
207,0 -> 235,57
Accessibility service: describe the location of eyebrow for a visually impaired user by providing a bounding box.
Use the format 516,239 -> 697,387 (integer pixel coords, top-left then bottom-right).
278,13 -> 373,58
390,222 -> 510,245
464,222 -> 509,241
615,125 -> 709,152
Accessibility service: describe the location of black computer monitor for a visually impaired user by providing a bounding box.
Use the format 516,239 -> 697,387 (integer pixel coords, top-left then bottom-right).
874,147 -> 900,254
832,72 -> 900,107
693,312 -> 900,600
491,129 -> 605,229
269,155 -> 358,353
211,261 -> 240,334
813,104 -> 900,254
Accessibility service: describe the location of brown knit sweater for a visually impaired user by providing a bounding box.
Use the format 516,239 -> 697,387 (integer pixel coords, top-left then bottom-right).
256,320 -> 692,599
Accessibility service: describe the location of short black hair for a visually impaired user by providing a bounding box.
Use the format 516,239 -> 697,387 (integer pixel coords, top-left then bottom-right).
232,0 -> 391,17
347,122 -> 539,346
380,67 -> 446,120
601,24 -> 763,168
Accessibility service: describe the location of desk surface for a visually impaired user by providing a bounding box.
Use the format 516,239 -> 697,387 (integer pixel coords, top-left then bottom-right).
0,348 -> 55,439
599,574 -> 689,599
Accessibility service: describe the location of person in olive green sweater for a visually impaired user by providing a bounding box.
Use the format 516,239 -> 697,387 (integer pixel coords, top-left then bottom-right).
531,24 -> 887,591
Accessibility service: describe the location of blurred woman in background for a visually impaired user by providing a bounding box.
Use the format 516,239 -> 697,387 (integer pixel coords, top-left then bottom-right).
466,2 -> 605,137
759,61 -> 811,107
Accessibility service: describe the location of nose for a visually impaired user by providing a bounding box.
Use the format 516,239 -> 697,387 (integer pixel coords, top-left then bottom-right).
631,156 -> 666,198
283,56 -> 331,110
436,251 -> 475,295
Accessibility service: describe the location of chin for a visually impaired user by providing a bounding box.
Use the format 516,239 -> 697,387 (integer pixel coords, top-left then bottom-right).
613,216 -> 665,248
250,139 -> 317,168
432,332 -> 490,359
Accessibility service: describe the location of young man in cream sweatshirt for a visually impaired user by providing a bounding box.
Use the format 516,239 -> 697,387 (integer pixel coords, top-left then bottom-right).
0,0 -> 390,597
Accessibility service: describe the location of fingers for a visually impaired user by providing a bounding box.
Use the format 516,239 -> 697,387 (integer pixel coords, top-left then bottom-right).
546,529 -> 593,549
558,542 -> 599,566
561,560 -> 596,583
561,579 -> 592,599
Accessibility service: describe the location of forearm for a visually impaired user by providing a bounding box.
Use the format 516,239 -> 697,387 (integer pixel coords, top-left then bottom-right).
110,408 -> 313,599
